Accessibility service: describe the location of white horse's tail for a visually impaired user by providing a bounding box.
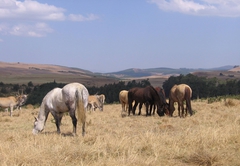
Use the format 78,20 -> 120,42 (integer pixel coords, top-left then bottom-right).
76,89 -> 87,136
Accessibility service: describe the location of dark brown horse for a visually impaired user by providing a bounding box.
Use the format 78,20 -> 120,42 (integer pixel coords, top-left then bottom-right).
128,86 -> 167,116
169,84 -> 193,117
151,87 -> 169,116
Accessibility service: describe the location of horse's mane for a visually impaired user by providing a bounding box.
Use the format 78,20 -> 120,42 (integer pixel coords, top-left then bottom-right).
148,86 -> 160,99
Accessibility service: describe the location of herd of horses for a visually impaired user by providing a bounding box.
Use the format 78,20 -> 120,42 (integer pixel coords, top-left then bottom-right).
119,84 -> 193,118
0,82 -> 193,136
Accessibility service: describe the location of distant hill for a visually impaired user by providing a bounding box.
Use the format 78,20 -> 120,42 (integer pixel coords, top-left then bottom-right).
0,61 -> 120,86
0,61 -> 239,87
104,66 -> 235,78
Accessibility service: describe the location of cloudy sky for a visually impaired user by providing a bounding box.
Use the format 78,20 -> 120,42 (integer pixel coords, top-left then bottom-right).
0,0 -> 239,72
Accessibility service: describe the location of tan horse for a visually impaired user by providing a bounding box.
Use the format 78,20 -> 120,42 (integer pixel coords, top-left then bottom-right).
87,95 -> 104,111
0,95 -> 28,117
169,84 -> 193,118
119,90 -> 129,115
99,94 -> 105,104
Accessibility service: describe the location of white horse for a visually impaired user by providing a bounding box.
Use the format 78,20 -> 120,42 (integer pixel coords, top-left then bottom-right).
32,82 -> 89,136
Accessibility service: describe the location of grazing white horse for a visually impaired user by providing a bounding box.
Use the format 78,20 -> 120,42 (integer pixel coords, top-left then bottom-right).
32,83 -> 89,136
0,94 -> 28,117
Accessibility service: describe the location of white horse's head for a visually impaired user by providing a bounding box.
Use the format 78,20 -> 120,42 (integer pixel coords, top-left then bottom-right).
32,117 -> 45,134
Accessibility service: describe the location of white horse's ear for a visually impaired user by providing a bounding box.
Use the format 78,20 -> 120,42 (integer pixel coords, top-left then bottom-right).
34,116 -> 38,121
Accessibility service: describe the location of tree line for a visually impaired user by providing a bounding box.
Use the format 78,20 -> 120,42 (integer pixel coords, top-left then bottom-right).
0,74 -> 240,105
163,74 -> 240,99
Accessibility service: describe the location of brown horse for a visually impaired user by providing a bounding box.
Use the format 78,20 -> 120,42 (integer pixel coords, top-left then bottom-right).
152,87 -> 169,116
169,84 -> 193,117
128,86 -> 167,116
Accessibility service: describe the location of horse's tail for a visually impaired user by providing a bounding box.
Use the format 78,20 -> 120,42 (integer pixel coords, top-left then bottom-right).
184,86 -> 193,116
75,86 -> 88,136
127,90 -> 133,115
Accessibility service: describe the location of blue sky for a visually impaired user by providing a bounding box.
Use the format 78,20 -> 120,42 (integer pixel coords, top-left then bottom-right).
0,0 -> 240,72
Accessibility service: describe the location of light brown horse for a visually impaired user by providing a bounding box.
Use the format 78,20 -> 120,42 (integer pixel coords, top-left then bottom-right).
119,90 -> 129,114
169,84 -> 193,118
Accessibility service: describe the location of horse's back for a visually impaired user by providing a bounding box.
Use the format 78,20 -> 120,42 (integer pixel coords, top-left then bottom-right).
0,96 -> 16,107
169,85 -> 178,101
177,84 -> 192,99
119,90 -> 128,103
62,82 -> 89,108
128,87 -> 145,103
43,88 -> 67,111
129,86 -> 157,102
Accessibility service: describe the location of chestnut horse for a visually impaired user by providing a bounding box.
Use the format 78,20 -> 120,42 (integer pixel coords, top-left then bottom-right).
169,84 -> 193,118
128,86 -> 167,116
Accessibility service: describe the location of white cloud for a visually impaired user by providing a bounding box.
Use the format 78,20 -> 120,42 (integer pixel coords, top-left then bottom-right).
0,22 -> 53,37
68,14 -> 99,22
0,38 -> 3,42
0,0 -> 66,21
0,0 -> 99,37
148,0 -> 240,17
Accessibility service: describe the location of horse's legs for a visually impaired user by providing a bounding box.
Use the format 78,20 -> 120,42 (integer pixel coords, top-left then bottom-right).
121,102 -> 125,116
179,102 -> 184,118
128,100 -> 133,116
67,107 -> 77,135
145,102 -> 150,116
71,113 -> 77,134
152,104 -> 156,115
54,113 -> 63,134
138,103 -> 143,115
169,100 -> 175,117
177,102 -> 181,117
122,103 -> 125,112
133,102 -> 138,115
185,100 -> 188,117
149,104 -> 153,116
10,105 -> 13,117
182,104 -> 185,118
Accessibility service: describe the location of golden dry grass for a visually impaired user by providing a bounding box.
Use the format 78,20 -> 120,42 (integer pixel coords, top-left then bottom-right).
0,99 -> 240,166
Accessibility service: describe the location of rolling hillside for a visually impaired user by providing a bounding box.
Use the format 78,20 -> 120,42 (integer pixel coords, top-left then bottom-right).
0,62 -> 120,87
0,61 -> 239,87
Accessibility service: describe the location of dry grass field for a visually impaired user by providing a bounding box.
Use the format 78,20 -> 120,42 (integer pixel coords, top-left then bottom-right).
0,99 -> 240,166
